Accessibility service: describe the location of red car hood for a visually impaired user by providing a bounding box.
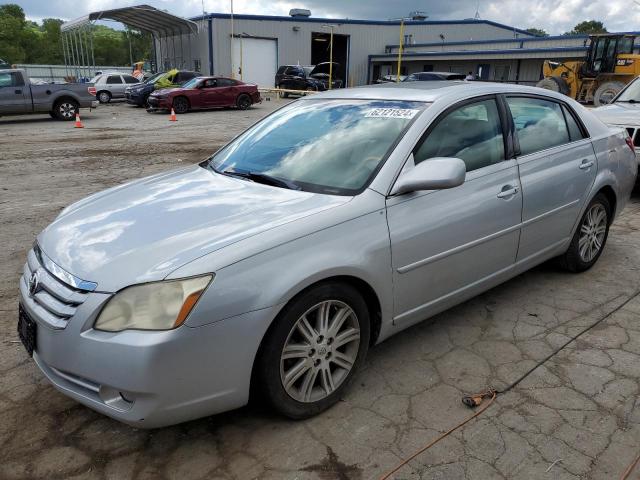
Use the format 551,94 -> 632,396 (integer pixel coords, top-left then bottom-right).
153,87 -> 183,95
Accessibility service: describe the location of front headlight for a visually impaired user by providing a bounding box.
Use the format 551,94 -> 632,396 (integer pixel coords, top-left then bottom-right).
94,275 -> 213,332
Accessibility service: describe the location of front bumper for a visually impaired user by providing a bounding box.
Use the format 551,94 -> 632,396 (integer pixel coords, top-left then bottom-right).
146,96 -> 171,110
124,91 -> 145,105
19,251 -> 280,428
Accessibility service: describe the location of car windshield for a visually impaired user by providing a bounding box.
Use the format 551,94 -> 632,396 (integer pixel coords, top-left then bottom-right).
615,78 -> 640,103
145,72 -> 164,84
206,99 -> 425,195
181,78 -> 201,89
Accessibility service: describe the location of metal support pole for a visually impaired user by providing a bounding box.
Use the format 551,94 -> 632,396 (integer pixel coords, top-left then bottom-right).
180,32 -> 184,69
188,33 -> 193,71
239,34 -> 243,80
61,32 -> 69,77
329,28 -> 333,89
230,0 -> 234,78
82,27 -> 91,78
89,23 -> 96,74
396,20 -> 405,82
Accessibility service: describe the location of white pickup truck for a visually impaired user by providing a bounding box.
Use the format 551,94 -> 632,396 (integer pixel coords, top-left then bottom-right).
0,69 -> 98,120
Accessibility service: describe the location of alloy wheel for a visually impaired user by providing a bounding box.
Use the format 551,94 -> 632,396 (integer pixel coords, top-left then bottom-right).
578,203 -> 607,262
58,102 -> 76,119
280,300 -> 361,403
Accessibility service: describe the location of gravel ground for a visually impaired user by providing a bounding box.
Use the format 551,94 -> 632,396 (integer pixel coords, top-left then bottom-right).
1,100 -> 639,480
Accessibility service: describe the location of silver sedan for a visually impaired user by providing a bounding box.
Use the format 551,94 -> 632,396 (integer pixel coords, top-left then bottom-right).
18,82 -> 637,427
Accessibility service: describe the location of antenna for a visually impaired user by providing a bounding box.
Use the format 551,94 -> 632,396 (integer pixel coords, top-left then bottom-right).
474,0 -> 481,19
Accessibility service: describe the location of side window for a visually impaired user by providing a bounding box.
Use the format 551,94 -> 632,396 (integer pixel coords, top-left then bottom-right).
123,75 -> 139,84
507,97 -> 570,155
217,78 -> 236,87
106,75 -> 122,84
562,104 -> 587,141
0,72 -> 16,87
203,79 -> 217,88
414,98 -> 505,172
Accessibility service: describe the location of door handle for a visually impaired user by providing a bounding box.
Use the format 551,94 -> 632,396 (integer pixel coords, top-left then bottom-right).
15,89 -> 22,94
497,186 -> 519,199
579,159 -> 594,170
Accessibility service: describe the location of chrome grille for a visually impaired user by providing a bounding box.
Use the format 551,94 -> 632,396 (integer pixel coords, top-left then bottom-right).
20,248 -> 89,328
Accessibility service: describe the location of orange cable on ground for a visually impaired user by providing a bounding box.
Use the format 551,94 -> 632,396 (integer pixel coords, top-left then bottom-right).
379,390 -> 497,480
620,451 -> 640,480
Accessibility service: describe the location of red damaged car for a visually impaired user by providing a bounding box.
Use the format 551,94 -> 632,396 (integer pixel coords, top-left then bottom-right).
147,76 -> 261,113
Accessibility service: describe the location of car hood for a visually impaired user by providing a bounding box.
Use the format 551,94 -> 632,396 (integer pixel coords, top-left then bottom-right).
592,102 -> 640,126
38,165 -> 350,292
152,87 -> 182,96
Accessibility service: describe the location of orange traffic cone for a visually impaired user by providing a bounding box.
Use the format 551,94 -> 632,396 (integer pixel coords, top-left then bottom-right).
169,108 -> 177,122
74,113 -> 84,128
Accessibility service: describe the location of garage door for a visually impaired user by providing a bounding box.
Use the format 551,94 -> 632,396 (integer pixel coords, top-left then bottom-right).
232,38 -> 277,87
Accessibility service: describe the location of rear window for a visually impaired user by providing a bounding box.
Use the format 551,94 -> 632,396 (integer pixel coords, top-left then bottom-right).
123,75 -> 139,84
507,97 -> 570,156
277,66 -> 288,75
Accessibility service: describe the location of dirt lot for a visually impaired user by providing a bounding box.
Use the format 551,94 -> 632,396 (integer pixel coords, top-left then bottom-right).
1,100 -> 640,480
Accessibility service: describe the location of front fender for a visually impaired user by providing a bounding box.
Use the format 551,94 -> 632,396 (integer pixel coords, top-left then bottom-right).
172,206 -> 394,335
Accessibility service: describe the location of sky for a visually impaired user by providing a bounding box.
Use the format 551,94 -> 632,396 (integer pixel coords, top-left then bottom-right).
10,0 -> 640,35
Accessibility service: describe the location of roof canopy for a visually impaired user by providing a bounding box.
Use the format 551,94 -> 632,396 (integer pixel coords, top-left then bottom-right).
61,4 -> 198,36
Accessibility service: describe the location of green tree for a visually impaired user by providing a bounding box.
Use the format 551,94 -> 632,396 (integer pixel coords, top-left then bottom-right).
0,3 -> 152,67
564,20 -> 607,35
525,28 -> 549,37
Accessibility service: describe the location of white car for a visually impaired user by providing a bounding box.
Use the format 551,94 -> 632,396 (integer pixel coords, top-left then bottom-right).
593,77 -> 640,180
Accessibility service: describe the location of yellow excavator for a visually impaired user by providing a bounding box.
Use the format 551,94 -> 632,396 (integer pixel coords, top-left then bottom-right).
536,34 -> 640,106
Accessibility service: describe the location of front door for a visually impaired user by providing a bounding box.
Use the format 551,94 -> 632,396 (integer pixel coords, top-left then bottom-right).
506,96 -> 596,260
0,71 -> 28,113
386,97 -> 522,327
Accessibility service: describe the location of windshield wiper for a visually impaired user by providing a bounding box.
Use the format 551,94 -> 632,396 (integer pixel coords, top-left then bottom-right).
617,99 -> 637,103
220,170 -> 301,190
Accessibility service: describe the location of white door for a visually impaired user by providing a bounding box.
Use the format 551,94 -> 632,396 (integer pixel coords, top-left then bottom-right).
232,38 -> 277,87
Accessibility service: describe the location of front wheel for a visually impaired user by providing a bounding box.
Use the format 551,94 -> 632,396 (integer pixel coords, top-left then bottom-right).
172,96 -> 189,114
257,283 -> 370,419
559,194 -> 611,272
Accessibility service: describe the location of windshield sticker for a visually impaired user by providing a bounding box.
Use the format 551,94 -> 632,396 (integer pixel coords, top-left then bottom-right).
365,108 -> 420,119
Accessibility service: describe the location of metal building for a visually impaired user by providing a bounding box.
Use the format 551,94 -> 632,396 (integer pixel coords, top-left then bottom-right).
191,11 -> 541,86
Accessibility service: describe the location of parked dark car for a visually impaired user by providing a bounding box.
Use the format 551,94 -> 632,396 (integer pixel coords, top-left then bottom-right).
147,76 -> 261,113
275,63 -> 343,96
124,70 -> 200,107
404,72 -> 466,82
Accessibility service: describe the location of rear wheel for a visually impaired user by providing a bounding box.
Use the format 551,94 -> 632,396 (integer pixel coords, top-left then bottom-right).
97,91 -> 111,104
536,76 -> 570,96
236,93 -> 252,110
559,194 -> 611,272
53,99 -> 79,120
257,282 -> 370,419
278,85 -> 289,98
594,81 -> 625,106
172,96 -> 189,114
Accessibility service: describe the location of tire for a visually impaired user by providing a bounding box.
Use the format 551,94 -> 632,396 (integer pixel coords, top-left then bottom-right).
594,81 -> 625,107
559,193 -> 611,272
48,111 -> 56,119
536,76 -> 570,96
172,96 -> 189,114
278,85 -> 289,99
52,99 -> 79,121
236,93 -> 252,110
257,282 -> 370,419
97,91 -> 111,104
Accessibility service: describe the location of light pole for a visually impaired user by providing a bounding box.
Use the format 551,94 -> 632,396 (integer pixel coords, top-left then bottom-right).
230,0 -> 235,78
390,15 -> 427,82
321,24 -> 336,89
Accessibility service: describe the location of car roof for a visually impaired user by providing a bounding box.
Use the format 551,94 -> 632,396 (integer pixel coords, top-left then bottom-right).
411,71 -> 462,76
309,81 -> 573,103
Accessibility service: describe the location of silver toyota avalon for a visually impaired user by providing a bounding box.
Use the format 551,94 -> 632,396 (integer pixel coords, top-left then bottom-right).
18,82 -> 637,427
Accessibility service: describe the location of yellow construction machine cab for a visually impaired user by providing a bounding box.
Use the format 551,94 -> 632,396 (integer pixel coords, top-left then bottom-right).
538,34 -> 640,105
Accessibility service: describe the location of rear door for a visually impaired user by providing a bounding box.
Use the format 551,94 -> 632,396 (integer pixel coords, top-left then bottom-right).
386,96 -> 522,327
505,95 -> 595,261
0,71 -> 29,113
105,74 -> 124,97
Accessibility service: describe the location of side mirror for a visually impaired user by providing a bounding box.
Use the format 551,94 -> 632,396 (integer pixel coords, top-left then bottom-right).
391,156 -> 466,196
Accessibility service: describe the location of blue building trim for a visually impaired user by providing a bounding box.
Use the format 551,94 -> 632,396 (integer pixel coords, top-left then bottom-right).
189,13 -> 534,37
384,31 -> 640,50
208,18 -> 214,75
370,46 -> 588,60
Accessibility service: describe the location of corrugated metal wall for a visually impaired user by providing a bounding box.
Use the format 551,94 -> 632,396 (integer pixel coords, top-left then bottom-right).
208,18 -> 534,86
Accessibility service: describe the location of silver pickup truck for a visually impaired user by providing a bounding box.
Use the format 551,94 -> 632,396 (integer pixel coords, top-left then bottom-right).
0,69 -> 98,120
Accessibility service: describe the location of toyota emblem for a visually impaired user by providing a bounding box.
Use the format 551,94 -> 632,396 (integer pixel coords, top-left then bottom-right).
28,270 -> 40,297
